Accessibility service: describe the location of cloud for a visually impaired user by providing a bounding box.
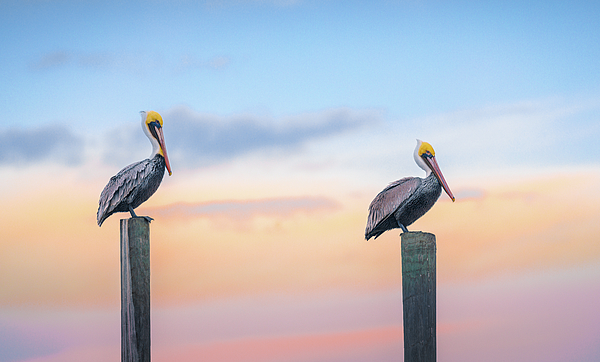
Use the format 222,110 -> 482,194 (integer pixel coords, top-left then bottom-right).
30,50 -> 229,74
30,50 -> 164,74
29,51 -> 71,71
177,54 -> 231,72
153,326 -> 401,362
453,188 -> 485,201
100,122 -> 148,168
146,196 -> 339,220
405,96 -> 600,172
0,323 -> 62,362
162,106 -> 380,168
0,125 -> 84,166
203,0 -> 303,9
99,106 -> 380,169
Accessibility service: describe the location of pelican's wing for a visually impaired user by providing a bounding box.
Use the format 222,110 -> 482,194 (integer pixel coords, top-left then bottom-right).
365,177 -> 421,240
97,159 -> 153,226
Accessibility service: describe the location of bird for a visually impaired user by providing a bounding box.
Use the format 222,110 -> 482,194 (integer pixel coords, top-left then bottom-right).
97,111 -> 172,226
365,139 -> 455,240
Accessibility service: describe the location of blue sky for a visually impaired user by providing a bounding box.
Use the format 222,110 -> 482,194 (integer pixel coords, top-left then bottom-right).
2,0 -> 600,172
1,1 -> 600,362
3,0 -> 600,128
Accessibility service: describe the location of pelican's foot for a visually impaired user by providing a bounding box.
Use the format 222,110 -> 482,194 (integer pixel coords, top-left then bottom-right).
130,214 -> 154,223
128,206 -> 153,223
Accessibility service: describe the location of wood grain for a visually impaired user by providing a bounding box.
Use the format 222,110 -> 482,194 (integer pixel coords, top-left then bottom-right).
401,231 -> 436,362
121,218 -> 150,362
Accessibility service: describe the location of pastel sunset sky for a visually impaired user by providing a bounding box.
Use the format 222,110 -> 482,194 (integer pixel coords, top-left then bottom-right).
1,1 -> 599,361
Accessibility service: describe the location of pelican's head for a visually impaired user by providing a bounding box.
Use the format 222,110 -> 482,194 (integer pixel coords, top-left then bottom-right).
141,110 -> 172,176
414,139 -> 454,201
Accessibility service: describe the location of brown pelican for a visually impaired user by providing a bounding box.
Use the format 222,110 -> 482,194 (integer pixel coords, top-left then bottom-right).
97,111 -> 172,226
365,139 -> 454,240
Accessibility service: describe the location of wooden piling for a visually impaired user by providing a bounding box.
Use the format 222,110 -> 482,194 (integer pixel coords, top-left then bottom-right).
121,218 -> 151,362
401,231 -> 436,362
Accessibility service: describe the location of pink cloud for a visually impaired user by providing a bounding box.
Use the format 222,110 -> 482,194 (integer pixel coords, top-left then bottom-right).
437,267 -> 600,362
144,196 -> 339,221
153,326 -> 402,362
20,345 -> 118,362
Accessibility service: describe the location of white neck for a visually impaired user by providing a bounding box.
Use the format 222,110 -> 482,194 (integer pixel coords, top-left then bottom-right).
141,111 -> 160,157
413,139 -> 431,176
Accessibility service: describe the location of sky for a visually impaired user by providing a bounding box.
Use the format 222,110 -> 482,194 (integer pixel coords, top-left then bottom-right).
1,0 -> 600,361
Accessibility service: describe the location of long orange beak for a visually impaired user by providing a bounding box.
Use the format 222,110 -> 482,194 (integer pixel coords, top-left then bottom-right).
424,155 -> 454,201
156,127 -> 172,176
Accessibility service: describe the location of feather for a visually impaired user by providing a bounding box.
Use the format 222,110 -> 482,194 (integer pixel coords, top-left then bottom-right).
365,177 -> 421,240
97,154 -> 166,226
365,140 -> 453,240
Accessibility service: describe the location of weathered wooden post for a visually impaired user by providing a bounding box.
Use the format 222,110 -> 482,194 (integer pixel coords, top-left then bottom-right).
121,218 -> 151,362
401,231 -> 436,362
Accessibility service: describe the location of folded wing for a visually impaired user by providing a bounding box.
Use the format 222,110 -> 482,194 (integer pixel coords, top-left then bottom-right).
365,177 -> 421,240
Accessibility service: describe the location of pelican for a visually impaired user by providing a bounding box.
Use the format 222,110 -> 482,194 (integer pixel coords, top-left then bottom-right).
365,139 -> 455,240
97,111 -> 172,226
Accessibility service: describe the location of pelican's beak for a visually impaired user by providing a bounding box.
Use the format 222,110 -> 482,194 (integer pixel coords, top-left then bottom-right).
156,126 -> 172,176
424,155 -> 455,202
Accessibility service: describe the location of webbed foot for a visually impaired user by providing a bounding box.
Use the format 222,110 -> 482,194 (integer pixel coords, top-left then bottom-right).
128,206 -> 153,223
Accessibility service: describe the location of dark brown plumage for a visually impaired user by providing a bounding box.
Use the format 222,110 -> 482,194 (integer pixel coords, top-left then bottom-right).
365,140 -> 454,240
365,173 -> 442,240
97,154 -> 166,226
97,111 -> 172,226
